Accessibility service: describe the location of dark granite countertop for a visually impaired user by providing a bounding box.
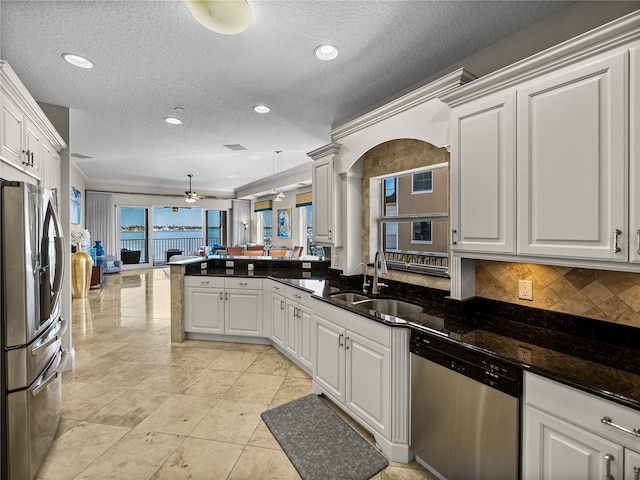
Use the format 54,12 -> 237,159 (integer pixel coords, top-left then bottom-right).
184,267 -> 640,410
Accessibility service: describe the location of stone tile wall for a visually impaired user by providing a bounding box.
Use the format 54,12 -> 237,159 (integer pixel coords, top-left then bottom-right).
476,260 -> 640,328
361,139 -> 450,290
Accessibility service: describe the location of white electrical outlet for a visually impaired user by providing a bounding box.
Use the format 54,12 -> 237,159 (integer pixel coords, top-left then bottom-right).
518,280 -> 533,301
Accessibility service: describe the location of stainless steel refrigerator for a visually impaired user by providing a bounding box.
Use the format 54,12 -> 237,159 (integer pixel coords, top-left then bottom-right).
1,180 -> 68,480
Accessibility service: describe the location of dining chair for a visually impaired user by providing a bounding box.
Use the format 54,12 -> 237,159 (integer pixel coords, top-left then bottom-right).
243,249 -> 264,256
227,246 -> 244,255
269,249 -> 287,257
247,244 -> 265,251
292,246 -> 304,257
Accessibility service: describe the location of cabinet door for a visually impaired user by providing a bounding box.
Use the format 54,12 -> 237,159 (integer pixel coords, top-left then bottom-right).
312,156 -> 336,245
270,292 -> 285,347
517,52 -> 627,261
24,117 -> 41,179
284,300 -> 299,359
625,448 -> 640,480
630,46 -> 640,264
450,91 -> 516,254
298,304 -> 313,371
314,315 -> 345,403
225,289 -> 263,337
1,91 -> 24,169
185,287 -> 224,334
524,406 -> 624,480
345,330 -> 391,438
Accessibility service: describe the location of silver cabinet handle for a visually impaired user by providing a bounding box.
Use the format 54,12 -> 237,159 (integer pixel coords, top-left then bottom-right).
604,453 -> 614,480
200,280 -> 210,285
633,466 -> 639,480
636,230 -> 640,255
345,336 -> 350,350
613,229 -> 622,253
601,416 -> 640,438
273,285 -> 280,291
280,300 -> 284,310
294,294 -> 301,299
338,334 -> 344,348
451,229 -> 457,245
225,292 -> 229,301
219,292 -> 224,301
293,307 -> 298,317
238,282 -> 248,286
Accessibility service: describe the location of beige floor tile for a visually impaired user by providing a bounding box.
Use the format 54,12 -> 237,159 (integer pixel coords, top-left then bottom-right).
223,372 -> 284,404
246,350 -> 295,376
61,380 -> 91,399
269,376 -> 312,407
228,446 -> 300,480
137,364 -> 205,393
93,360 -> 164,388
55,419 -> 82,438
247,420 -> 281,450
190,399 -> 265,445
103,342 -> 174,365
168,345 -> 225,367
74,431 -> 184,480
86,388 -> 172,428
286,363 -> 312,378
61,383 -> 129,421
381,464 -> 439,479
134,393 -> 218,436
207,350 -> 260,372
151,437 -> 244,479
35,422 -> 130,480
181,368 -> 242,398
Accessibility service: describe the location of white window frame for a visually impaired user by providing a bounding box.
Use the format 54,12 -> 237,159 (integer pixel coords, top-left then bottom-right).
410,220 -> 433,244
411,170 -> 433,194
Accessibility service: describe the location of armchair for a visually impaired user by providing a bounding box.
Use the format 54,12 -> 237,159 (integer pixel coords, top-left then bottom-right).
101,255 -> 122,274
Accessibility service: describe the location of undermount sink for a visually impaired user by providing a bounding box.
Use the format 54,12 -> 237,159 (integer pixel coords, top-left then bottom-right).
352,298 -> 424,318
329,292 -> 370,303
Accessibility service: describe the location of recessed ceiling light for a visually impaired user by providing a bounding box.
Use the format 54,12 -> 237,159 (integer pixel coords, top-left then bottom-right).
164,117 -> 182,125
61,53 -> 93,69
314,44 -> 339,61
253,105 -> 271,114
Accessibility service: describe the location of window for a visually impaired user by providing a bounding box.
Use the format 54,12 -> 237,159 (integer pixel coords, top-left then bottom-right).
297,204 -> 313,254
412,171 -> 433,193
411,221 -> 432,243
260,211 -> 272,246
206,210 -> 226,246
377,163 -> 448,275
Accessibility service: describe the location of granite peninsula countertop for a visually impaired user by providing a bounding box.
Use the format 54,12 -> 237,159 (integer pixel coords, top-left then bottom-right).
180,267 -> 640,411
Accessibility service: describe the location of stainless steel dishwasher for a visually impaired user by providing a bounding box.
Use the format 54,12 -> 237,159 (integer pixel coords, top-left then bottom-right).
410,330 -> 523,480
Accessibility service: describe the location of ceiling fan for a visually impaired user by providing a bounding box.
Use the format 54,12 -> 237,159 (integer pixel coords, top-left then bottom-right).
184,174 -> 201,203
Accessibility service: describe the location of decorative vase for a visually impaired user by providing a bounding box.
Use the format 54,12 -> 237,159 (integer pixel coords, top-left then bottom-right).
72,242 -> 93,299
94,240 -> 104,257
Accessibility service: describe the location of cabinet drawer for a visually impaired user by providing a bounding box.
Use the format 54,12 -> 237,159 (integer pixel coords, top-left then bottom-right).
525,372 -> 640,450
285,285 -> 312,307
270,281 -> 285,295
224,277 -> 263,290
185,276 -> 224,288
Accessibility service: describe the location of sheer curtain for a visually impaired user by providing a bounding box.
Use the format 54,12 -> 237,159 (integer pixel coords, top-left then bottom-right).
86,192 -> 116,256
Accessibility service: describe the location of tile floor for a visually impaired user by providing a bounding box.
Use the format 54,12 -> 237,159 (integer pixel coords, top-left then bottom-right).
36,269 -> 436,480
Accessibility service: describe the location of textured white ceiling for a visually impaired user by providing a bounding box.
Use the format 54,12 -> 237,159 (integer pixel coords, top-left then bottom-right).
1,0 -> 571,196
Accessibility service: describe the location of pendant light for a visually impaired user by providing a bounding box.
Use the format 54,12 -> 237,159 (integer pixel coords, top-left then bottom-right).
270,151 -> 278,195
277,151 -> 286,200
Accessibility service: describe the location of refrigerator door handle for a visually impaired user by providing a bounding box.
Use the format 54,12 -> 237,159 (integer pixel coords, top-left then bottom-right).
31,347 -> 68,397
31,318 -> 67,356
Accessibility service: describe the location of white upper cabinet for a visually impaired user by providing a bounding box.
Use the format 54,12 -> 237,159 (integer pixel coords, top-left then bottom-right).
309,143 -> 341,247
630,45 -> 640,264
517,52 -> 627,261
0,61 -> 66,187
450,91 -> 516,254
443,13 -> 640,270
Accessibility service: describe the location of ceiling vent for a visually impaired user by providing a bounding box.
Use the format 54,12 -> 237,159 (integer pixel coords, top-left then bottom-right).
71,152 -> 93,159
223,144 -> 247,151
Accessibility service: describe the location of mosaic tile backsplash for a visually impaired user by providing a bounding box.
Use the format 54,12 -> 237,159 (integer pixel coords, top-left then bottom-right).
476,260 -> 640,329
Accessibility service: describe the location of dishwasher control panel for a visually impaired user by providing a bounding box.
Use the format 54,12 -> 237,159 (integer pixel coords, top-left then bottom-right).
410,331 -> 523,398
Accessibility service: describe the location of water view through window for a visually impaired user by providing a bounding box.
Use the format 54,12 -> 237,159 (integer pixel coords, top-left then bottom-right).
120,207 -> 226,264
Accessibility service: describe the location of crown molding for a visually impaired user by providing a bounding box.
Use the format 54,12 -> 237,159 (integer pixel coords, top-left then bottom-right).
306,142 -> 342,160
329,68 -> 477,141
441,10 -> 640,107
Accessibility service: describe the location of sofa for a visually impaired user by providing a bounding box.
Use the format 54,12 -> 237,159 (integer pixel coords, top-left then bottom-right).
100,255 -> 122,274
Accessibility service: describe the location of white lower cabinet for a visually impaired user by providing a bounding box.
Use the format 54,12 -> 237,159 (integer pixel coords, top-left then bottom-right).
524,372 -> 640,480
185,277 -> 263,337
313,299 -> 410,462
282,286 -> 313,373
269,282 -> 286,348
